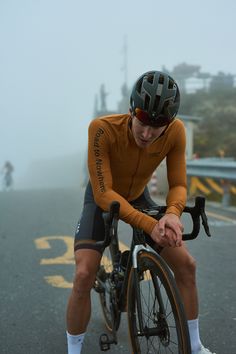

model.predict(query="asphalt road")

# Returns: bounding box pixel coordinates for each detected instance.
[0,188,236,354]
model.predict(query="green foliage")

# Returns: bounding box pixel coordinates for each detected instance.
[180,87,236,158]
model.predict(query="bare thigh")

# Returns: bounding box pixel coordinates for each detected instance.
[160,243,196,277]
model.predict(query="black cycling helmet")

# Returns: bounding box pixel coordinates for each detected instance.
[130,70,180,127]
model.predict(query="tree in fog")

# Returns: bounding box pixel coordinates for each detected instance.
[180,84,236,158]
[209,71,235,92]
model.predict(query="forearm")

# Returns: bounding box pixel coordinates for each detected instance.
[92,185,157,235]
[166,185,187,216]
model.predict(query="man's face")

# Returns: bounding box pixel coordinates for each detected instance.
[131,116,167,148]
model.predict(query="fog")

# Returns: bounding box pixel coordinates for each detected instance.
[0,0,235,189]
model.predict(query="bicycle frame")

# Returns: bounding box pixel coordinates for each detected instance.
[96,196,211,351]
[114,228,156,313]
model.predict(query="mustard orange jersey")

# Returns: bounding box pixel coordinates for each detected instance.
[88,114,187,235]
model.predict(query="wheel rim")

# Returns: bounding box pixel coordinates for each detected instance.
[128,254,190,354]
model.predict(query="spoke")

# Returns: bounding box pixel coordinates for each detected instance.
[128,254,189,353]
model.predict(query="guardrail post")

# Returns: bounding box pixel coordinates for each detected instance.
[221,180,231,207]
[150,171,158,196]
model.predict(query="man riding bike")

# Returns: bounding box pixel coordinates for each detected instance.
[66,70,216,354]
[1,161,14,191]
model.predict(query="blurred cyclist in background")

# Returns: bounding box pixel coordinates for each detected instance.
[1,161,14,191]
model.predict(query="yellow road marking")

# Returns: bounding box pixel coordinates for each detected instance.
[35,237,131,288]
[44,275,73,288]
[34,236,74,264]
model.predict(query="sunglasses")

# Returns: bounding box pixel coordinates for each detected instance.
[134,108,174,127]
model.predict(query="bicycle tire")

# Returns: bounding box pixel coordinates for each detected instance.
[127,250,191,354]
[97,245,121,332]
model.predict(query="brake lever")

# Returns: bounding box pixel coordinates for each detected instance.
[200,209,211,237]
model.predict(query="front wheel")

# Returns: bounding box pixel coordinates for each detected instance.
[127,251,191,354]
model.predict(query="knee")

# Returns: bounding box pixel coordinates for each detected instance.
[185,254,197,275]
[73,265,96,294]
[175,254,197,285]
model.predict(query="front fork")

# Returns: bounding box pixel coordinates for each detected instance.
[99,244,156,351]
[132,245,153,334]
[132,246,167,338]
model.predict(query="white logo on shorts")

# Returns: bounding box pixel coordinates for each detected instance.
[76,222,80,234]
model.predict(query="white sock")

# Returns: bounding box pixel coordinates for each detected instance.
[66,331,85,354]
[188,319,202,353]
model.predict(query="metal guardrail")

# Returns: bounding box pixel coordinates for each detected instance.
[187,158,236,181]
[187,158,236,206]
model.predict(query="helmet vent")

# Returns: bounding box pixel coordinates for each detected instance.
[168,80,174,89]
[144,95,150,111]
[158,74,164,84]
[153,96,161,114]
[147,73,154,84]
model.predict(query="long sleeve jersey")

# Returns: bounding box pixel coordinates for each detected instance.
[88,113,187,235]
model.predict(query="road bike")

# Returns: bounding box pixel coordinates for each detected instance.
[1,172,13,191]
[93,196,211,353]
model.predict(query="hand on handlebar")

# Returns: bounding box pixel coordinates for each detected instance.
[150,213,184,248]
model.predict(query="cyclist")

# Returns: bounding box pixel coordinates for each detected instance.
[66,71,216,354]
[1,161,14,191]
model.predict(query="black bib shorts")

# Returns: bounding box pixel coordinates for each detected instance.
[74,182,158,254]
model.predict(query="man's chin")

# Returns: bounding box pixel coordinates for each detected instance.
[137,138,151,148]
